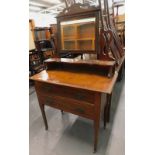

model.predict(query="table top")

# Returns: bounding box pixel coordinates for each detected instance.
[30,69,118,94]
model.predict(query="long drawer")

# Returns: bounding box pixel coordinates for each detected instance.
[37,93,95,120]
[35,81,95,104]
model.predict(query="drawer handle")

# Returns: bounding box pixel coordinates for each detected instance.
[74,94,85,100]
[74,108,85,114]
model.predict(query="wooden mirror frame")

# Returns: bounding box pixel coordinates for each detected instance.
[56,4,100,54]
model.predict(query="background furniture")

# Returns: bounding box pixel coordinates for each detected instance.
[29,49,45,76]
[32,27,55,61]
[112,0,125,46]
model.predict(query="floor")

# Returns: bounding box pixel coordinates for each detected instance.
[29,77,125,155]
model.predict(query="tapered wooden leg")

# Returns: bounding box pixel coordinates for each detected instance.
[61,110,64,114]
[94,119,100,153]
[93,93,101,153]
[39,104,48,130]
[107,93,112,123]
[103,105,108,129]
[103,93,112,128]
[117,61,125,82]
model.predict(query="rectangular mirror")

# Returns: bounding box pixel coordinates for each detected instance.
[60,17,96,51]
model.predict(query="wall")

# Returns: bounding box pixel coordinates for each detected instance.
[29,12,57,27]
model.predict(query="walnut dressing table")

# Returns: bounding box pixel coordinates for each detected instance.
[30,58,118,152]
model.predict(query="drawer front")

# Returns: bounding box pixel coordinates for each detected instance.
[35,81,95,104]
[38,94,95,120]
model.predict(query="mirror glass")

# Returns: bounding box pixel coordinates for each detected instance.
[60,17,96,51]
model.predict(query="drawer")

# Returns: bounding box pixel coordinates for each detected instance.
[35,81,95,104]
[38,94,95,120]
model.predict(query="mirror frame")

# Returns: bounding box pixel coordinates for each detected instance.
[57,9,100,54]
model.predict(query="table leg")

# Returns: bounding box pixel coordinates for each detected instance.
[103,104,108,129]
[61,110,64,114]
[39,104,48,130]
[93,93,101,153]
[107,93,112,123]
[117,61,125,82]
[94,119,100,153]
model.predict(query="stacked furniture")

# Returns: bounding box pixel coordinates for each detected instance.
[32,27,55,60]
[29,20,45,77]
[29,49,44,76]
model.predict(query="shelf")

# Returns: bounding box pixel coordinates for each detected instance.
[77,38,95,41]
[44,58,116,78]
[64,39,76,41]
[62,25,76,38]
[41,48,53,52]
[77,22,95,39]
[62,39,95,50]
[63,41,75,50]
[32,27,50,31]
[63,38,94,41]
[77,40,94,50]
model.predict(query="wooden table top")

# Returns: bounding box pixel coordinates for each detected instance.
[30,69,118,94]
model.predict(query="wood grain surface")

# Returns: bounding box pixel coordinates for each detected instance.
[30,70,118,94]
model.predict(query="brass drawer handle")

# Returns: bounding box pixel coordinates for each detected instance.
[74,108,85,114]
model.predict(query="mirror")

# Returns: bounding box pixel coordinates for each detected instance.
[60,17,96,51]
